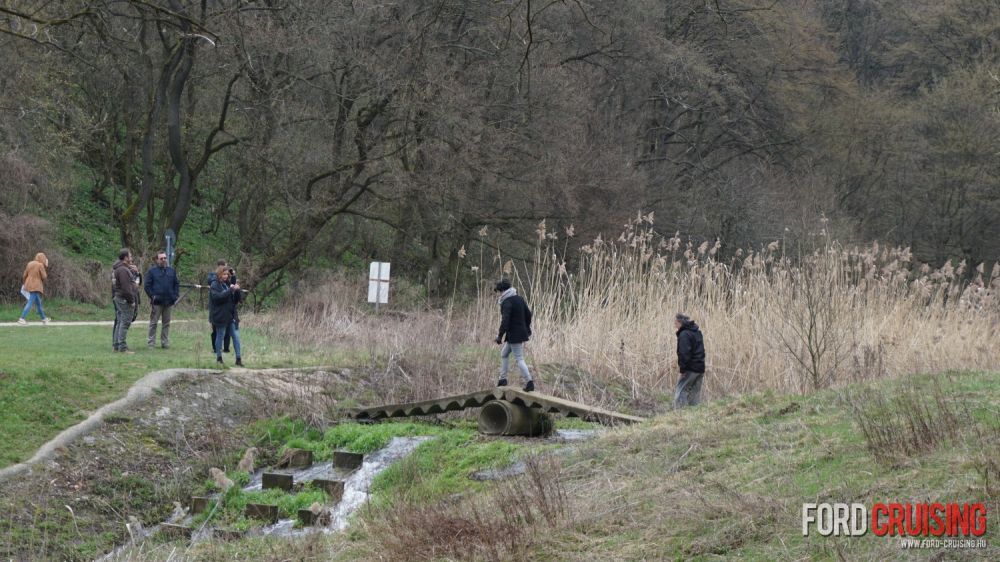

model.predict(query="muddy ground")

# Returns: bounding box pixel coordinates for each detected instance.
[0,368,356,561]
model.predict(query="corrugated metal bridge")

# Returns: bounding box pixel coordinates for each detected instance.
[351,389,645,435]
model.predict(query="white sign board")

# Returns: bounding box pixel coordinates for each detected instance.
[367,261,390,304]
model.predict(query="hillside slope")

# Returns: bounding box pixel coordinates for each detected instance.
[125,371,997,561]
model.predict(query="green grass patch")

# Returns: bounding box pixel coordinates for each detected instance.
[183,420,529,537]
[287,421,455,458]
[0,297,207,322]
[0,297,114,322]
[255,419,526,506]
[370,428,521,504]
[191,486,330,530]
[0,321,346,467]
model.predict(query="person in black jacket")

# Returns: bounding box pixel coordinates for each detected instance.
[494,279,535,392]
[207,259,235,353]
[145,251,180,349]
[674,313,706,408]
[209,266,244,366]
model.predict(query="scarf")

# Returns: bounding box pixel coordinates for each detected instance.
[497,287,517,304]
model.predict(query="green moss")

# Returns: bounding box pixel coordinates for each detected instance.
[370,430,520,504]
[279,421,455,459]
[192,487,330,529]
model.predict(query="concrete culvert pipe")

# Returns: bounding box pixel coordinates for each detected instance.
[478,400,551,436]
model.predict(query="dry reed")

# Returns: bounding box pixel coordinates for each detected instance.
[258,214,1000,412]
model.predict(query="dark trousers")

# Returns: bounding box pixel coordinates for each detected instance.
[211,323,233,353]
[113,298,136,351]
[674,371,704,409]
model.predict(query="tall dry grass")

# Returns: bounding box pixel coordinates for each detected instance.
[360,455,567,562]
[259,214,1000,412]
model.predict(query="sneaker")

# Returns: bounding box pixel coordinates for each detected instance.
[120,348,135,355]
[523,380,535,392]
[223,348,231,353]
[41,318,50,325]
[161,344,169,349]
[497,378,508,387]
[16,318,26,325]
[235,358,244,367]
[216,357,224,365]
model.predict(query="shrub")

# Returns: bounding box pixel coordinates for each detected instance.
[0,212,104,304]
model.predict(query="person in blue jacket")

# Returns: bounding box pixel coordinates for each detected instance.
[144,251,180,348]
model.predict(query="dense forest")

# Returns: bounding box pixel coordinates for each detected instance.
[1,0,998,298]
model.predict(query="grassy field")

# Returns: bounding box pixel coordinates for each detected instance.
[1,297,119,322]
[0,297,210,322]
[0,319,347,467]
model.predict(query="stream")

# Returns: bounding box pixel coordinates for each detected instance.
[97,428,598,559]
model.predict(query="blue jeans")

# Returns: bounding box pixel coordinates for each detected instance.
[20,292,46,320]
[500,342,532,382]
[214,322,241,359]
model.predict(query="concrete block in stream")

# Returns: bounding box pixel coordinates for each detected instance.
[245,503,279,523]
[333,451,364,470]
[161,523,192,539]
[262,472,294,491]
[190,496,210,514]
[298,508,317,526]
[311,479,345,502]
[279,448,313,468]
[213,528,245,541]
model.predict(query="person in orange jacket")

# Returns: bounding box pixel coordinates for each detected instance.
[18,253,50,325]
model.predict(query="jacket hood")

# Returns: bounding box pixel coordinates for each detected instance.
[113,259,129,271]
[497,287,517,304]
[677,320,700,334]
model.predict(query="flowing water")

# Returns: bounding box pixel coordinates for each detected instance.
[96,436,430,558]
[98,429,595,558]
[259,436,431,537]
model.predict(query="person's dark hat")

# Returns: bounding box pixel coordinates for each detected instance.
[494,279,512,292]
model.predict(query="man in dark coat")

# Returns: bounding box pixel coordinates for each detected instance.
[145,251,180,349]
[111,249,141,353]
[674,313,706,408]
[494,279,535,392]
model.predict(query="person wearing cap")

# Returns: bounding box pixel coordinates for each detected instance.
[493,279,535,392]
[674,313,706,408]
